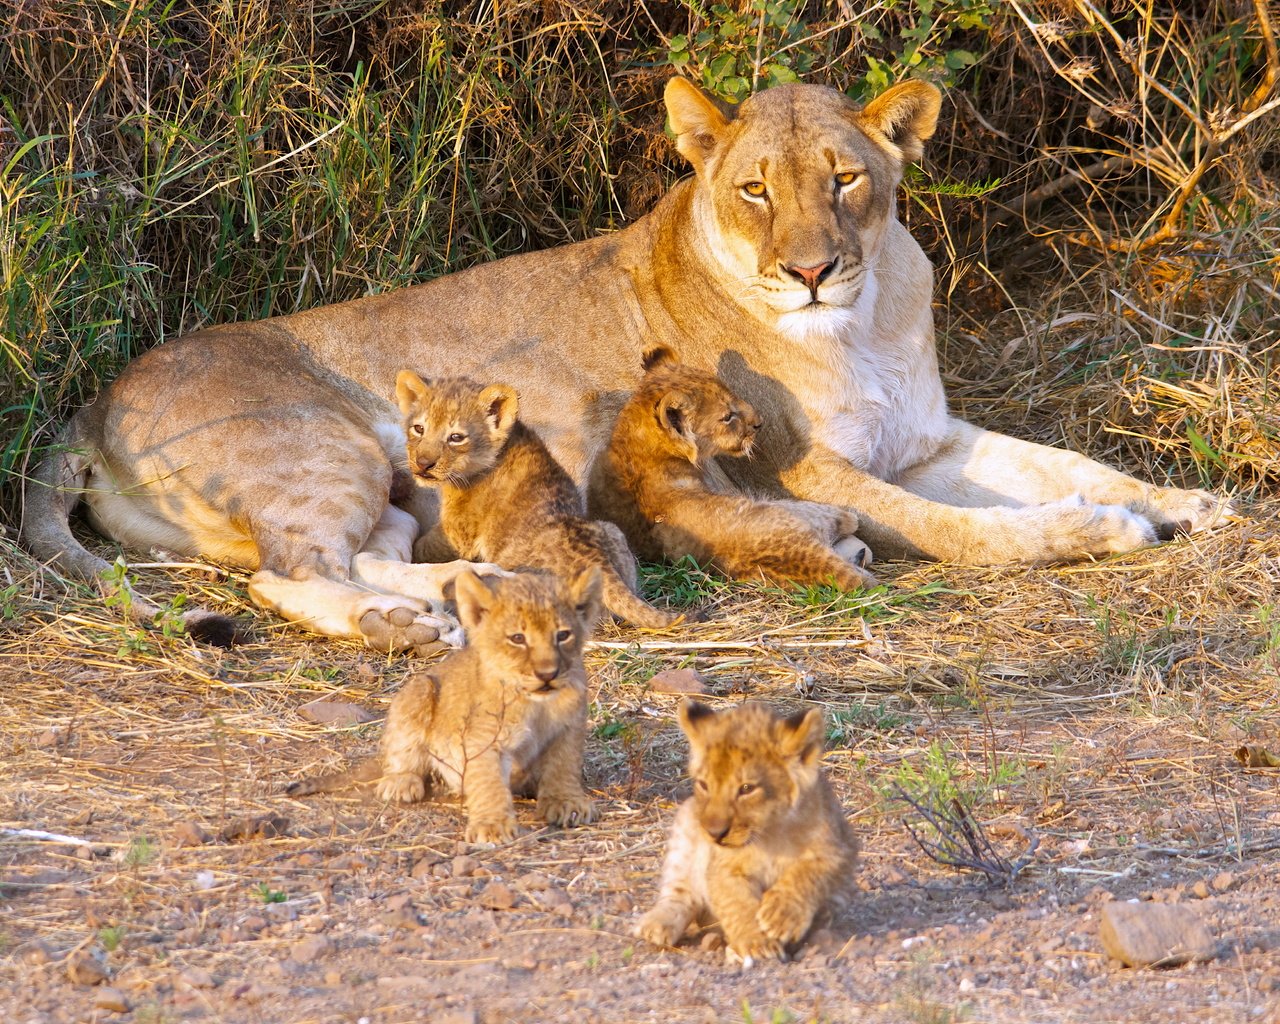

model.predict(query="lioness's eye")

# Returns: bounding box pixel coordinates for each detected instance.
[555,629,572,643]
[447,432,466,445]
[835,170,861,189]
[740,181,767,199]
[508,633,526,646]
[411,423,424,436]
[737,782,758,796]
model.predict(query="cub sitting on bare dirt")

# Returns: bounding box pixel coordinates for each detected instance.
[396,371,681,630]
[589,347,876,591]
[287,569,601,844]
[636,700,859,963]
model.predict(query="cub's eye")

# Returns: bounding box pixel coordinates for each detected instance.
[740,181,767,199]
[447,432,466,445]
[835,170,862,189]
[721,410,736,424]
[507,633,527,646]
[737,782,758,797]
[555,629,573,643]
[410,424,424,436]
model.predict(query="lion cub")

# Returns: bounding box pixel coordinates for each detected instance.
[589,347,876,591]
[396,371,681,629]
[636,700,859,962]
[287,569,601,844]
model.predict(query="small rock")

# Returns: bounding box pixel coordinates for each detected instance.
[240,915,268,935]
[93,988,130,1013]
[437,1012,478,1024]
[20,940,52,965]
[1211,871,1234,893]
[298,699,376,726]
[958,978,976,994]
[451,854,479,878]
[66,951,108,986]
[323,970,342,987]
[1099,901,1216,968]
[35,726,70,748]
[478,881,517,911]
[173,821,212,847]
[179,967,216,989]
[1191,880,1211,899]
[410,858,437,881]
[290,935,333,963]
[647,668,710,695]
[220,814,289,843]
[518,872,551,892]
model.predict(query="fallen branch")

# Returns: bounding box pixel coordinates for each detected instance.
[895,788,1039,887]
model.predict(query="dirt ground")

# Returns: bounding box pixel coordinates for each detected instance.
[2,501,1279,1024]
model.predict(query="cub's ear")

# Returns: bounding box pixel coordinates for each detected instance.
[664,77,736,176]
[395,370,431,414]
[678,699,717,740]
[776,707,826,768]
[454,570,497,631]
[857,80,942,164]
[477,384,519,437]
[642,345,680,373]
[656,389,695,446]
[568,566,603,624]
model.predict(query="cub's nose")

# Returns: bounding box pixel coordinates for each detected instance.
[706,820,732,844]
[780,260,835,292]
[534,666,560,684]
[416,457,438,474]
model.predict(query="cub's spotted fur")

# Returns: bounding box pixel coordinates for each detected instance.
[636,700,860,962]
[286,570,601,844]
[396,372,680,630]
[589,348,876,590]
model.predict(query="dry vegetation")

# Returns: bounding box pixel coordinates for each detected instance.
[1,1,1279,1022]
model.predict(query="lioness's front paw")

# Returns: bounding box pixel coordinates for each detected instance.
[538,792,597,828]
[635,906,689,948]
[1136,487,1235,538]
[756,889,814,946]
[465,816,521,845]
[1034,496,1157,560]
[357,597,457,655]
[377,772,426,804]
[833,533,873,569]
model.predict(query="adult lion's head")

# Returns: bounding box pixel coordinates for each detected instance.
[664,77,941,337]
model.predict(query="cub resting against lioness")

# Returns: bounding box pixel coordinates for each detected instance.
[637,700,859,963]
[287,569,600,844]
[22,76,1231,649]
[589,346,876,591]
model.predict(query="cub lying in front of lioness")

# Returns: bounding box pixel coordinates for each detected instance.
[636,700,860,963]
[287,569,600,844]
[589,347,876,591]
[396,370,681,630]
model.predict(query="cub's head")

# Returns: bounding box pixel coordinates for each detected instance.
[395,371,518,487]
[636,345,762,465]
[664,76,940,337]
[678,700,826,847]
[452,569,602,696]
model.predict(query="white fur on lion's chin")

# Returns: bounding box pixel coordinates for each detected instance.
[775,271,879,344]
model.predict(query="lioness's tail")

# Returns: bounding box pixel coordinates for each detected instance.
[285,758,382,797]
[20,425,240,647]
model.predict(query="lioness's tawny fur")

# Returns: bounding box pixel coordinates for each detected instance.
[396,372,680,629]
[589,347,876,591]
[636,700,859,963]
[287,569,601,844]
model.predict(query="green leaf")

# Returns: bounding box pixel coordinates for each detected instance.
[945,49,977,70]
[1186,420,1228,468]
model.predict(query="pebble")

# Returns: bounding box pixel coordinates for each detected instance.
[958,978,975,994]
[66,951,108,985]
[1192,881,1211,899]
[451,854,480,878]
[179,967,216,989]
[1099,901,1216,968]
[1211,871,1234,893]
[93,988,130,1013]
[290,935,333,963]
[20,940,52,965]
[298,698,377,726]
[478,881,517,910]
[647,668,710,695]
[172,820,212,847]
[219,813,289,842]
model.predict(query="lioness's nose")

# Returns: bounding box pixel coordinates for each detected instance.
[781,260,835,291]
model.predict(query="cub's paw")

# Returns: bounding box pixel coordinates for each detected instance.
[833,533,873,569]
[465,816,521,846]
[757,889,814,946]
[724,931,786,966]
[376,772,426,804]
[635,905,690,948]
[538,792,597,828]
[1136,487,1235,538]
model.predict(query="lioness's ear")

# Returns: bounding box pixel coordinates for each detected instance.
[477,384,518,437]
[858,80,942,164]
[454,570,497,631]
[664,78,735,176]
[678,699,716,740]
[777,707,826,768]
[642,345,679,373]
[568,566,603,624]
[395,370,431,414]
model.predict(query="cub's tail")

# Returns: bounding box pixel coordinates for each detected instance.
[598,563,684,629]
[284,758,382,798]
[20,424,240,647]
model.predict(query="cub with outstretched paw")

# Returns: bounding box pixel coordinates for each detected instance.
[287,569,602,845]
[636,700,859,964]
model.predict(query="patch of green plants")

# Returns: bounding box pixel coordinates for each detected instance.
[0,582,19,622]
[638,556,725,607]
[590,704,635,742]
[826,701,910,744]
[880,739,1022,821]
[254,883,288,904]
[122,836,157,870]
[740,1002,796,1024]
[783,578,958,622]
[97,924,126,953]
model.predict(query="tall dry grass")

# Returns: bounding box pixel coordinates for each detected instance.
[1,0,1276,528]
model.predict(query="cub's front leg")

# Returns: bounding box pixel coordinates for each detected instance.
[754,853,832,947]
[636,803,704,948]
[461,750,521,845]
[708,869,784,962]
[375,672,441,804]
[534,710,597,829]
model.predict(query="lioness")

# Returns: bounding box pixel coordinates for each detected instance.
[21,77,1228,648]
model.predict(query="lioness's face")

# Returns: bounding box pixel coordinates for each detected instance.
[453,569,602,696]
[394,372,518,487]
[665,79,941,333]
[679,701,826,848]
